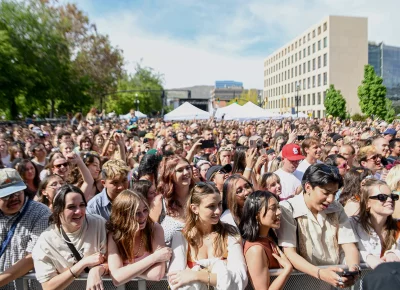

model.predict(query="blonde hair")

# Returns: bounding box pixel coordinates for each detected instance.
[386,165,400,191]
[101,159,130,180]
[356,145,377,164]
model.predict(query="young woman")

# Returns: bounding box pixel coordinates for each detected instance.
[349,179,400,269]
[385,165,400,219]
[76,152,103,197]
[221,174,254,228]
[131,180,163,223]
[35,174,65,210]
[196,160,212,182]
[0,138,11,168]
[339,168,372,217]
[168,182,248,290]
[277,164,360,289]
[258,172,282,199]
[8,144,26,162]
[320,143,339,162]
[17,159,41,199]
[325,154,350,177]
[239,191,292,290]
[32,185,107,290]
[157,155,193,246]
[107,190,172,286]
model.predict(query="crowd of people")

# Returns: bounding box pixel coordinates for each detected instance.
[0,108,400,290]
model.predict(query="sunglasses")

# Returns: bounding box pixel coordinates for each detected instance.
[1,191,23,201]
[337,162,348,169]
[54,162,69,168]
[369,193,399,202]
[367,154,382,161]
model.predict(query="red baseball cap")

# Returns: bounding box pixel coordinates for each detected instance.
[281,144,305,161]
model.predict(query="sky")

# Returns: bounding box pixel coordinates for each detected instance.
[72,0,399,89]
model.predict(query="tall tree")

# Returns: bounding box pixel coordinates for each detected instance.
[324,84,347,119]
[358,64,388,119]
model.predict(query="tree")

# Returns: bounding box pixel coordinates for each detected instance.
[385,98,396,122]
[324,84,347,119]
[106,64,164,115]
[358,64,388,119]
[227,89,259,106]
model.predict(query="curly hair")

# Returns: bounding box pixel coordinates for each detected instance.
[183,183,238,258]
[106,190,154,262]
[339,167,372,206]
[138,154,161,180]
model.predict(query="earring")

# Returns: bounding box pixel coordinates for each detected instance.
[195,214,198,221]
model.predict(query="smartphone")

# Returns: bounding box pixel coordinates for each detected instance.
[290,124,296,131]
[259,149,267,155]
[143,138,148,143]
[339,270,359,277]
[116,130,122,133]
[297,135,305,141]
[201,140,215,149]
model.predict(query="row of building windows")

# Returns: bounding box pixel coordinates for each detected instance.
[265,22,328,67]
[268,91,327,109]
[265,38,328,76]
[264,54,328,87]
[265,72,328,98]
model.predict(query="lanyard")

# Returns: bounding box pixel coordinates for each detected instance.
[0,199,32,258]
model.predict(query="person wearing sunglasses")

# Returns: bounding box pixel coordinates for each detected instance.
[277,164,360,289]
[357,146,383,179]
[0,168,51,289]
[325,154,350,177]
[349,178,400,269]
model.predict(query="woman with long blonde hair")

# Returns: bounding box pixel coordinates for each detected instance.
[385,165,400,219]
[168,182,248,290]
[107,190,172,286]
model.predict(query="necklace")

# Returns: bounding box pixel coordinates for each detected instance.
[134,236,143,257]
[203,232,215,240]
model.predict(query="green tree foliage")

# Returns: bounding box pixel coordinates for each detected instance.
[324,84,347,119]
[385,98,396,122]
[106,64,164,115]
[358,64,388,119]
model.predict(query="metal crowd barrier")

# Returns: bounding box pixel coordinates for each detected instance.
[14,263,370,290]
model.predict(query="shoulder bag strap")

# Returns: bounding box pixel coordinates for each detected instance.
[60,226,89,273]
[0,199,32,258]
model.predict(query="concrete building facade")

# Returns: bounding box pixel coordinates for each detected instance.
[263,16,368,118]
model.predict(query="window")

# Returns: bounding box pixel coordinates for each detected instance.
[313,58,316,70]
[303,95,306,106]
[308,46,310,55]
[285,71,287,80]
[291,68,293,78]
[318,92,321,104]
[307,77,311,89]
[285,59,287,66]
[318,26,321,35]
[323,22,327,31]
[313,30,316,38]
[299,38,302,46]
[298,96,302,106]
[318,56,321,68]
[303,62,306,74]
[295,67,297,77]
[318,74,321,86]
[303,79,306,90]
[312,93,315,105]
[313,76,316,87]
[299,51,301,60]
[323,72,327,85]
[299,80,302,89]
[291,82,294,93]
[291,55,294,63]
[323,91,327,101]
[308,94,310,105]
[295,42,297,49]
[318,40,321,50]
[288,57,290,65]
[323,53,327,66]
[324,37,327,48]
[303,36,306,43]
[308,61,310,72]
[313,43,316,53]
[295,54,297,62]
[308,33,310,41]
[299,64,302,75]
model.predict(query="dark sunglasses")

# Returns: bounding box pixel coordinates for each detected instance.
[54,162,69,168]
[369,193,399,202]
[367,154,382,161]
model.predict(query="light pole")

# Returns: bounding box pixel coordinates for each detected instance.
[295,84,300,118]
[135,93,140,111]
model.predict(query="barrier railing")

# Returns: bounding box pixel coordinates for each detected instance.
[14,263,370,290]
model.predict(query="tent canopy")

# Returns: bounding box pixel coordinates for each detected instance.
[214,103,243,120]
[164,102,210,121]
[119,111,147,120]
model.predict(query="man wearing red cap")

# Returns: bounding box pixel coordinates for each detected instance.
[275,144,305,200]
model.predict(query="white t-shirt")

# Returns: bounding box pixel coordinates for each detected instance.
[295,159,323,181]
[275,168,302,199]
[32,214,107,283]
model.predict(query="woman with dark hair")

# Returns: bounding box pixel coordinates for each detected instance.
[221,174,254,228]
[320,142,339,162]
[77,136,93,153]
[277,164,360,289]
[339,168,373,216]
[17,159,41,199]
[231,147,247,175]
[239,191,292,290]
[131,180,162,223]
[324,154,350,177]
[349,179,400,269]
[32,184,107,290]
[138,153,162,184]
[107,190,172,286]
[168,182,248,290]
[157,155,193,246]
[35,174,65,210]
[75,151,103,198]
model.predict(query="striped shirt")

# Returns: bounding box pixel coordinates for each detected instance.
[0,197,51,290]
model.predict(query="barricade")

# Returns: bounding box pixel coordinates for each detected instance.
[14,263,371,290]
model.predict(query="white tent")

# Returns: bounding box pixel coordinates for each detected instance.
[214,103,243,120]
[241,102,284,120]
[119,111,147,120]
[281,112,308,119]
[164,102,210,121]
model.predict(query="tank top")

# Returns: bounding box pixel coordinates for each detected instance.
[186,242,228,269]
[243,237,281,269]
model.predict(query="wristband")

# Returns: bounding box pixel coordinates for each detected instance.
[317,268,321,280]
[69,267,78,279]
[245,167,253,171]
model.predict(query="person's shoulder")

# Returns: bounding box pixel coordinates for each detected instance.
[29,200,51,216]
[87,192,103,207]
[86,213,107,225]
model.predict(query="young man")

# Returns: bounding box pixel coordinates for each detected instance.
[275,144,305,200]
[30,143,47,173]
[86,159,130,220]
[206,164,232,194]
[383,128,397,142]
[295,137,322,180]
[0,168,51,289]
[387,138,400,164]
[339,144,356,168]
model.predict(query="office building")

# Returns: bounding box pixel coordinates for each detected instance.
[263,16,368,117]
[215,80,243,89]
[368,42,400,101]
[211,80,244,107]
[167,85,213,111]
